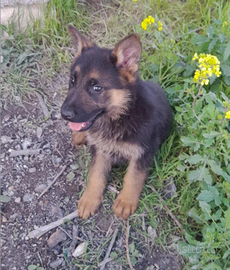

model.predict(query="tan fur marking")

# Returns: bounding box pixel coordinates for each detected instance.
[87,132,144,160]
[71,131,87,146]
[88,69,100,80]
[78,152,111,219]
[75,65,81,73]
[113,158,147,219]
[107,89,132,120]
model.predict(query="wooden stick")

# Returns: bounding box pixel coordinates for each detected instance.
[10,149,41,157]
[28,210,79,239]
[35,92,50,119]
[148,184,185,233]
[100,228,118,270]
[126,219,135,270]
[38,165,67,199]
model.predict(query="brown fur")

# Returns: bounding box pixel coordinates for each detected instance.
[112,158,146,219]
[71,131,87,146]
[78,150,111,219]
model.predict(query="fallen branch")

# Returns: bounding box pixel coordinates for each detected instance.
[68,225,78,257]
[148,184,185,233]
[126,219,135,270]
[28,210,79,239]
[100,227,118,270]
[10,149,41,157]
[35,92,50,119]
[38,165,67,199]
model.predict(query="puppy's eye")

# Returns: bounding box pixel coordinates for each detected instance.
[93,86,102,92]
[70,76,75,84]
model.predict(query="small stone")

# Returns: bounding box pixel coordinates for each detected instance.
[1,136,11,144]
[35,184,47,193]
[47,230,67,249]
[14,96,21,102]
[3,190,14,197]
[51,205,63,220]
[29,167,36,173]
[9,213,19,221]
[4,115,10,122]
[36,127,43,139]
[1,239,6,247]
[22,139,31,150]
[54,113,61,119]
[2,216,7,223]
[162,177,177,199]
[147,226,157,244]
[23,193,35,202]
[9,186,14,191]
[15,197,21,204]
[25,236,29,241]
[15,144,21,150]
[50,258,64,269]
[72,242,88,257]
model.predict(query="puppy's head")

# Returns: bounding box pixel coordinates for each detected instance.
[61,25,142,132]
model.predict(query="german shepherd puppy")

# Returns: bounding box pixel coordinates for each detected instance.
[61,25,172,220]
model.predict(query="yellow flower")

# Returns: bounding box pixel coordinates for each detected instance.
[218,114,223,120]
[223,21,227,27]
[141,15,155,31]
[192,53,198,61]
[225,110,230,119]
[192,53,221,85]
[158,21,163,31]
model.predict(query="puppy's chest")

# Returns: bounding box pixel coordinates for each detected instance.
[87,132,143,160]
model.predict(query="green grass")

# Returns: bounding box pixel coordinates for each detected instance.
[1,0,230,269]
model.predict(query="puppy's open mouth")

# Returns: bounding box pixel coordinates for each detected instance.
[69,111,103,132]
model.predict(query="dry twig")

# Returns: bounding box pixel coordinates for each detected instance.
[68,225,79,257]
[149,184,185,233]
[9,149,41,157]
[100,228,119,270]
[28,210,78,239]
[38,165,67,199]
[126,219,135,270]
[35,92,50,119]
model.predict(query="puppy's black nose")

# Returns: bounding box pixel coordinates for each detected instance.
[61,105,75,120]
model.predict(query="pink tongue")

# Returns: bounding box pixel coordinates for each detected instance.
[69,122,88,131]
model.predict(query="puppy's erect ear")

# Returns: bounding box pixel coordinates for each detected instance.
[112,34,142,82]
[68,24,94,57]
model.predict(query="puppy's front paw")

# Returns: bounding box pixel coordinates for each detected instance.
[78,190,103,219]
[112,192,138,220]
[71,131,87,146]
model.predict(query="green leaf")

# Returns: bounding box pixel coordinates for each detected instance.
[224,41,230,61]
[203,131,220,138]
[28,266,37,270]
[208,38,217,52]
[208,160,230,182]
[188,168,203,181]
[199,201,211,220]
[187,154,203,164]
[225,208,230,229]
[0,195,11,203]
[220,63,230,77]
[197,185,221,206]
[223,249,230,260]
[197,190,214,203]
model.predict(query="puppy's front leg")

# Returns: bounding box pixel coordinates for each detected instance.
[78,148,111,219]
[113,158,147,219]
